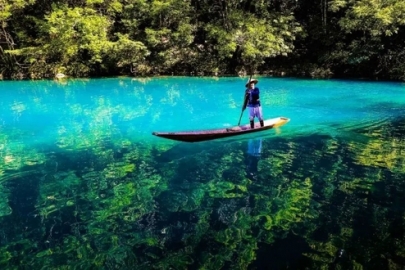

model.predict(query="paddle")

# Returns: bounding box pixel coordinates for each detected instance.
[237,73,252,126]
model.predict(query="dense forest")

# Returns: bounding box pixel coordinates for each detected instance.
[1,0,405,80]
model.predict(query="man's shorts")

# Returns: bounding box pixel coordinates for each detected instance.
[248,106,263,121]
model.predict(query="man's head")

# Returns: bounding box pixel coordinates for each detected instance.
[245,79,258,88]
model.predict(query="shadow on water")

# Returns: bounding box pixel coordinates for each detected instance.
[2,170,42,242]
[253,233,313,270]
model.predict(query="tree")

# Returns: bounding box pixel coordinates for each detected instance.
[0,0,36,78]
[202,0,302,74]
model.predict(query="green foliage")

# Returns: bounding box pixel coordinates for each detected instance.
[104,33,149,72]
[331,0,405,36]
[2,0,405,79]
[86,0,123,14]
[0,0,306,78]
[5,5,111,77]
[205,10,301,71]
[143,0,195,72]
[0,0,36,22]
[320,0,405,79]
[44,5,111,71]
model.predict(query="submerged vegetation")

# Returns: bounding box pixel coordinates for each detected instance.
[2,0,405,80]
[1,75,405,268]
[1,111,405,268]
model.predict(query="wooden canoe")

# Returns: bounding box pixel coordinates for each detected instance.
[152,117,290,143]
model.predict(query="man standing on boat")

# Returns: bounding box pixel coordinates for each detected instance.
[245,78,264,129]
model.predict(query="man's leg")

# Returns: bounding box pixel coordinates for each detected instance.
[258,107,264,127]
[249,107,255,128]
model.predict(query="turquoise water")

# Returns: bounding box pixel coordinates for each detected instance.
[2,77,404,145]
[1,76,405,269]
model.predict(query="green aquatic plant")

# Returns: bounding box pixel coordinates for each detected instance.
[339,172,380,195]
[80,151,167,263]
[1,148,46,171]
[161,190,189,212]
[198,252,230,270]
[82,170,107,192]
[147,139,319,268]
[0,183,11,217]
[15,138,312,269]
[4,116,405,270]
[103,162,135,180]
[154,252,194,269]
[35,171,82,222]
[182,186,206,212]
[123,148,140,162]
[211,208,260,269]
[0,247,12,265]
[299,136,405,270]
[348,125,405,173]
[207,180,247,198]
[174,148,251,199]
[54,99,149,152]
[2,153,22,171]
[272,178,313,229]
[0,239,40,268]
[90,181,137,225]
[27,174,160,268]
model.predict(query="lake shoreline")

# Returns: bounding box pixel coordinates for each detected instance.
[1,72,403,84]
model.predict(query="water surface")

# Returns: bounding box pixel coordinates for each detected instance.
[0,77,405,269]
